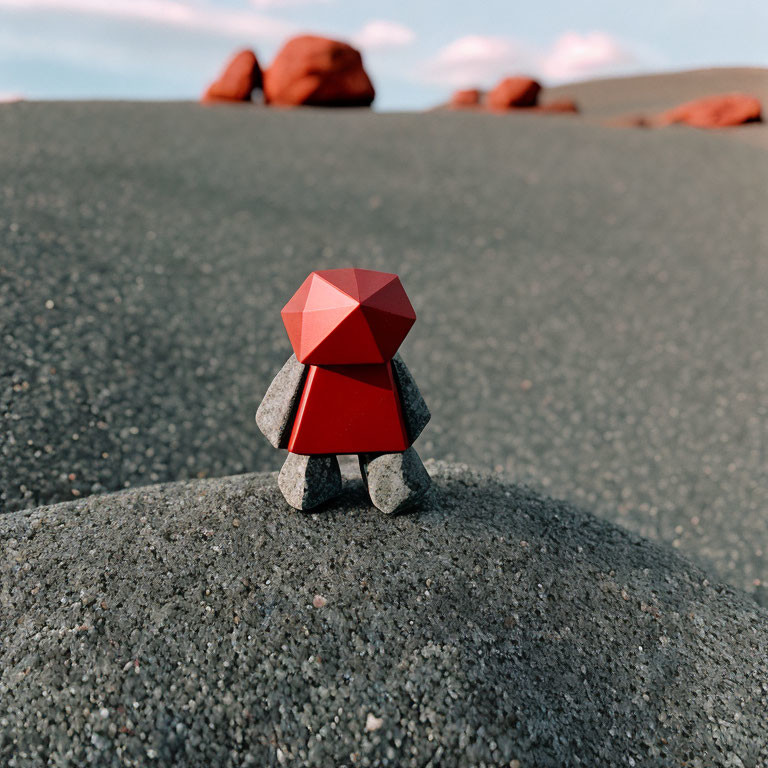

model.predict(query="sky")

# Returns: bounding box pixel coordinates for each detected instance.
[1,0,767,109]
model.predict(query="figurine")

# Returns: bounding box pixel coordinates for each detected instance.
[256,268,431,514]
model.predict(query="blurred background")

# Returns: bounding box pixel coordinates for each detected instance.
[2,0,768,109]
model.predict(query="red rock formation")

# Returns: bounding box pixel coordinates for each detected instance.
[487,77,541,110]
[263,36,375,107]
[450,89,482,109]
[656,93,762,128]
[202,49,262,104]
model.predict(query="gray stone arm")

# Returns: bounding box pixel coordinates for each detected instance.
[255,354,307,449]
[391,353,431,444]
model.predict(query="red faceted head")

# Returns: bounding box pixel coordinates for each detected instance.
[281,268,416,365]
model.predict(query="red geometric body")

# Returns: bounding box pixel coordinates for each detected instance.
[287,362,409,455]
[281,268,416,365]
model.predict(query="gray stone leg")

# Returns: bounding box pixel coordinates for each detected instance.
[278,453,342,511]
[255,354,307,449]
[359,447,431,515]
[391,354,431,443]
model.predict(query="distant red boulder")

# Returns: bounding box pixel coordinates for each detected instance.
[263,36,375,107]
[450,89,482,109]
[656,93,762,128]
[487,77,541,110]
[202,49,262,104]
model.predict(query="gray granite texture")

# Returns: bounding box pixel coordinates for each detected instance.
[359,447,431,514]
[1,102,767,600]
[1,463,766,767]
[391,354,431,444]
[255,354,306,449]
[277,452,342,510]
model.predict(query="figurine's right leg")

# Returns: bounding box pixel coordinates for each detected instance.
[358,447,431,515]
[278,453,342,511]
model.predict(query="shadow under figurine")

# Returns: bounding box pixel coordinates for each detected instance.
[256,268,431,514]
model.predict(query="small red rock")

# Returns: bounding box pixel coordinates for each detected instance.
[487,77,541,110]
[263,35,375,108]
[202,49,262,104]
[450,88,482,109]
[656,93,762,129]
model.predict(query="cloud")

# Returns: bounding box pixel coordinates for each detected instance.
[0,91,24,102]
[353,20,415,52]
[422,31,642,89]
[0,0,294,40]
[420,35,532,88]
[539,31,637,82]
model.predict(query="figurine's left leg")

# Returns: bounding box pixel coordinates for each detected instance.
[358,447,431,515]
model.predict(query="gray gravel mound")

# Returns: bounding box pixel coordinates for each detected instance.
[546,67,768,115]
[1,102,767,599]
[2,463,766,767]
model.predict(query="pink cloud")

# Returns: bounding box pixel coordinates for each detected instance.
[0,92,24,102]
[539,31,637,82]
[422,31,643,89]
[353,20,415,52]
[421,35,532,88]
[0,0,294,40]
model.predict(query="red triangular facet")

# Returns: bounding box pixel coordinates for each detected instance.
[360,305,417,360]
[281,274,315,358]
[353,269,398,303]
[314,268,361,301]
[298,305,357,362]
[363,277,416,320]
[291,274,357,362]
[303,273,357,313]
[305,304,383,363]
[281,275,312,315]
[281,310,304,357]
